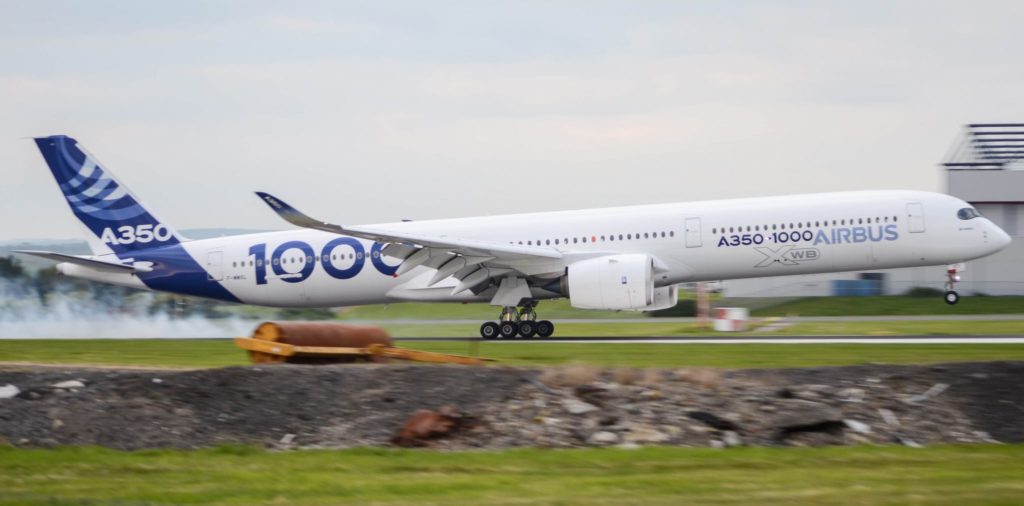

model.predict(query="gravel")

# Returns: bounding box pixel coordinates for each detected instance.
[0,361,1021,450]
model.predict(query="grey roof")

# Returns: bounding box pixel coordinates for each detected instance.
[942,124,1024,170]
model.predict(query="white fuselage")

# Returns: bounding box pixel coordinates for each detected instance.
[64,190,1011,307]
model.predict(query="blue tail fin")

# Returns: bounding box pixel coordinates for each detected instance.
[33,135,183,256]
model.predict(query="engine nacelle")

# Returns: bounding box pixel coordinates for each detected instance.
[565,254,655,310]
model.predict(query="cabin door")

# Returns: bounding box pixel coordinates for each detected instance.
[906,203,926,233]
[206,251,224,281]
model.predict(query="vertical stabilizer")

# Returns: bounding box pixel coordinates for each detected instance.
[33,135,184,256]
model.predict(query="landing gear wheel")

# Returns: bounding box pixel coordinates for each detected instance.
[536,320,555,338]
[518,321,537,339]
[480,322,500,339]
[944,290,960,305]
[499,321,520,338]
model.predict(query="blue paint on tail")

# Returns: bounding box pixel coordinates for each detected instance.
[34,135,240,303]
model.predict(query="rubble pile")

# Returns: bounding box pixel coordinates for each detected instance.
[0,361,1020,450]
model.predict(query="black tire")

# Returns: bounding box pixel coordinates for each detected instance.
[944,290,960,305]
[518,321,537,339]
[536,320,555,338]
[499,321,520,338]
[480,322,500,339]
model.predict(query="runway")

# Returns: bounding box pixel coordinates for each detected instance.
[394,335,1024,344]
[349,314,1024,325]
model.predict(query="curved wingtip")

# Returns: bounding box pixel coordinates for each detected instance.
[254,191,341,232]
[254,191,313,227]
[255,191,290,212]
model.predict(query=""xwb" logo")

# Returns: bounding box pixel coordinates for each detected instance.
[754,246,821,267]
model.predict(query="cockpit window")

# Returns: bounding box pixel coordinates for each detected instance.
[957,208,981,220]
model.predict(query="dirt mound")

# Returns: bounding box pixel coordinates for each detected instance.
[0,362,1021,450]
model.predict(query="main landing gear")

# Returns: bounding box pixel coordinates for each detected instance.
[480,303,555,339]
[944,266,961,305]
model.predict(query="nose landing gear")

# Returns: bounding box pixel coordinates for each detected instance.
[944,266,961,305]
[479,302,555,339]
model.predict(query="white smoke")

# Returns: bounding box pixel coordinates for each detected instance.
[0,277,258,339]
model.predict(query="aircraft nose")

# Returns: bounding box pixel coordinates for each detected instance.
[991,223,1012,251]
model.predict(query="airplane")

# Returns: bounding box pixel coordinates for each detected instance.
[17,135,1013,339]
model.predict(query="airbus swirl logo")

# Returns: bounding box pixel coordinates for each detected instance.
[56,142,146,222]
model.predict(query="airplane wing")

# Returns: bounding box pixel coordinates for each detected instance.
[255,192,569,294]
[14,250,152,273]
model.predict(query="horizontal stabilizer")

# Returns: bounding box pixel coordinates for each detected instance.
[14,250,151,273]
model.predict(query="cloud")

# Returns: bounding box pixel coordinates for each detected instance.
[1,2,1023,240]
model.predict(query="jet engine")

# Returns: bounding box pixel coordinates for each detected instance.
[562,254,657,310]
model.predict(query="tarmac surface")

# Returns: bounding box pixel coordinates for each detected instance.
[350,314,1024,325]
[394,335,1024,344]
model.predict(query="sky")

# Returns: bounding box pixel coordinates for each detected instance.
[2,1,1023,240]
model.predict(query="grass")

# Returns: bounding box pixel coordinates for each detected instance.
[276,295,1024,321]
[0,445,1021,505]
[752,295,1024,316]
[780,320,1024,335]
[3,339,1024,369]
